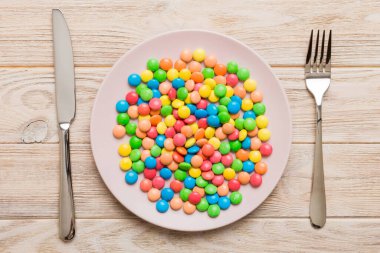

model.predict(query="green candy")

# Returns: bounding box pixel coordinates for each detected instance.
[227,61,239,74]
[140,88,153,101]
[117,113,130,125]
[212,163,225,175]
[129,149,141,162]
[230,191,243,205]
[218,111,230,124]
[237,67,250,81]
[150,145,161,157]
[174,170,187,181]
[231,159,243,172]
[136,84,147,95]
[244,118,256,131]
[214,84,227,98]
[179,162,191,171]
[219,142,231,155]
[196,177,208,188]
[208,204,221,218]
[154,69,167,82]
[205,184,217,195]
[219,97,231,106]
[179,188,192,201]
[253,103,266,116]
[147,58,159,72]
[161,105,173,117]
[234,118,245,130]
[196,198,209,212]
[202,68,215,79]
[217,105,228,113]
[129,136,142,149]
[230,140,242,152]
[125,122,137,135]
[177,87,188,101]
[132,160,144,173]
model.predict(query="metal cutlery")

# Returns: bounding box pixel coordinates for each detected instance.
[305,30,332,229]
[52,9,76,241]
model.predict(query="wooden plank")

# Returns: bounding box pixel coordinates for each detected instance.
[1,143,379,219]
[0,218,379,252]
[1,67,380,144]
[0,1,380,66]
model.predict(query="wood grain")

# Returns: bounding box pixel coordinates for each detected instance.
[1,143,379,219]
[1,0,380,66]
[1,218,379,253]
[1,67,380,144]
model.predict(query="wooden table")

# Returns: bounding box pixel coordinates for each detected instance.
[1,1,380,252]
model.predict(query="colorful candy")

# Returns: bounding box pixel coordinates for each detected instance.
[113,48,273,218]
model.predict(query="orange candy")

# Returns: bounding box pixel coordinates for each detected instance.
[234,85,247,98]
[217,183,229,196]
[230,112,240,120]
[113,125,125,139]
[214,75,226,85]
[135,128,147,139]
[181,126,193,138]
[238,172,251,185]
[204,55,217,68]
[127,105,139,119]
[214,63,227,76]
[148,188,161,202]
[150,115,162,126]
[159,58,173,71]
[191,72,204,83]
[236,149,249,161]
[170,197,183,210]
[164,138,175,151]
[251,137,262,150]
[191,155,203,168]
[215,127,227,140]
[190,91,201,104]
[168,161,178,171]
[247,127,259,137]
[180,49,193,63]
[141,150,151,161]
[193,186,205,197]
[174,59,186,71]
[150,110,160,116]
[255,161,268,175]
[188,61,202,72]
[183,201,196,214]
[196,138,208,147]
[138,119,151,132]
[160,152,173,165]
[176,146,187,156]
[222,123,234,134]
[194,129,205,140]
[142,137,155,150]
[251,90,263,103]
[185,80,195,91]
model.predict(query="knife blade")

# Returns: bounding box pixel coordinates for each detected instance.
[52,9,76,241]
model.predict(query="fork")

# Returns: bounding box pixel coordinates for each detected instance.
[305,30,332,228]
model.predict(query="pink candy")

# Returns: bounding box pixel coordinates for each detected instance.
[173,133,186,147]
[226,74,238,87]
[250,173,262,187]
[221,153,234,167]
[209,151,221,163]
[152,176,165,189]
[212,175,224,186]
[148,98,162,110]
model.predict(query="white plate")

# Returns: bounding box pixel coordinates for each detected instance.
[90,30,292,231]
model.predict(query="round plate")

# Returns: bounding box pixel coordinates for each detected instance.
[90,30,292,231]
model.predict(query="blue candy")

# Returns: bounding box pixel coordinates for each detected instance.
[206,104,218,116]
[187,104,197,114]
[156,199,169,213]
[242,137,251,149]
[206,193,219,205]
[160,168,172,180]
[125,170,138,185]
[128,73,141,87]
[137,98,145,105]
[161,188,174,201]
[145,156,156,169]
[243,111,256,119]
[195,109,208,119]
[184,177,196,189]
[152,89,161,98]
[116,100,129,113]
[184,154,193,163]
[207,115,221,127]
[227,101,240,114]
[155,135,166,148]
[172,78,185,89]
[187,145,200,154]
[147,79,159,89]
[231,95,242,105]
[218,196,231,210]
[243,160,255,173]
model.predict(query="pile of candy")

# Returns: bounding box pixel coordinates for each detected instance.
[113,48,272,218]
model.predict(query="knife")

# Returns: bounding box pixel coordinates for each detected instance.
[52,9,76,241]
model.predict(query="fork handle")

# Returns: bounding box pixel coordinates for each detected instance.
[309,105,326,228]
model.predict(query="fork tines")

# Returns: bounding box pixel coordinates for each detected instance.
[305,30,331,74]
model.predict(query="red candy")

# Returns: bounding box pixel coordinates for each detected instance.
[138,103,150,115]
[226,74,238,87]
[198,118,208,129]
[228,129,239,141]
[209,151,221,163]
[228,179,241,191]
[172,109,179,119]
[170,180,183,193]
[174,120,185,133]
[188,192,201,205]
[260,143,273,156]
[201,143,215,157]
[147,127,158,139]
[144,168,156,180]
[200,160,212,172]
[212,175,224,186]
[165,127,176,138]
[173,133,186,147]
[140,179,152,192]
[155,157,164,170]
[221,153,234,167]
[149,98,162,110]
[168,88,177,100]
[250,173,262,187]
[184,115,196,124]
[126,91,139,105]
[202,171,214,181]
[197,99,208,109]
[152,176,165,189]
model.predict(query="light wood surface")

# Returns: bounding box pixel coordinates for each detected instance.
[1,1,380,252]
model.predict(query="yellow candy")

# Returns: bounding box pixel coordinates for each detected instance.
[140,70,153,83]
[228,118,235,126]
[164,115,176,127]
[157,122,167,134]
[223,168,236,180]
[258,128,271,141]
[239,129,247,141]
[119,157,132,171]
[243,79,257,92]
[241,98,253,111]
[256,115,269,129]
[118,144,131,157]
[204,78,216,89]
[205,127,216,139]
[208,90,219,103]
[189,123,198,134]
[192,48,206,62]
[138,115,150,121]
[178,106,190,119]
[249,150,262,163]
[226,86,234,97]
[185,138,196,148]
[167,68,179,81]
[189,168,202,178]
[184,94,191,104]
[160,95,171,106]
[209,137,221,150]
[179,69,191,81]
[199,85,211,98]
[161,149,172,155]
[172,99,185,108]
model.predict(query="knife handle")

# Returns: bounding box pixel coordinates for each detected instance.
[58,123,76,241]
